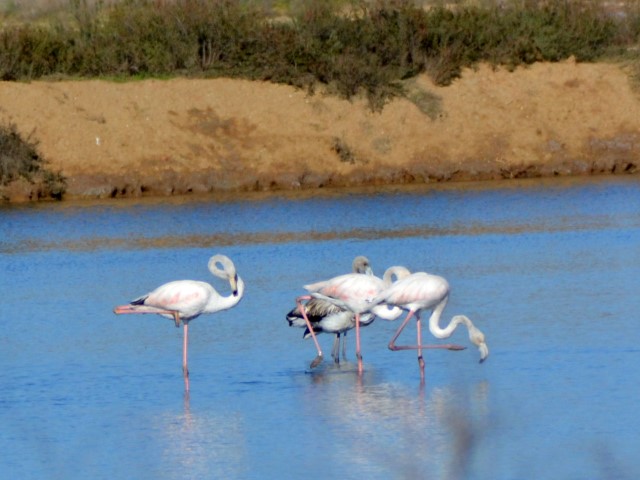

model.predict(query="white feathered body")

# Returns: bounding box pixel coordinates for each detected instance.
[130,280,230,321]
[304,273,387,314]
[114,254,244,324]
[375,273,449,313]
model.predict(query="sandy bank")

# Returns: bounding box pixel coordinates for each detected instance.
[1,58,639,202]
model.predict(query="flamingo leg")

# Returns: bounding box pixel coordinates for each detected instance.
[296,295,324,368]
[113,305,176,318]
[388,310,416,350]
[342,331,348,360]
[331,334,340,364]
[355,313,363,374]
[389,310,466,353]
[390,344,466,351]
[416,314,425,382]
[182,320,190,393]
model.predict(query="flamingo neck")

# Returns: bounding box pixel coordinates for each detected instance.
[382,266,411,286]
[206,277,245,313]
[427,296,489,362]
[427,296,465,338]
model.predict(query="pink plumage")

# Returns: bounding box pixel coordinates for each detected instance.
[373,271,489,381]
[113,254,244,392]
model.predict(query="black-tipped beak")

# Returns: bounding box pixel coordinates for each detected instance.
[231,274,239,296]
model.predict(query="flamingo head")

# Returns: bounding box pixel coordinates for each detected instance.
[453,315,489,363]
[477,340,489,363]
[352,256,373,276]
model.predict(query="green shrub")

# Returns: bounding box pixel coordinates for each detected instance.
[0,0,637,108]
[0,123,66,200]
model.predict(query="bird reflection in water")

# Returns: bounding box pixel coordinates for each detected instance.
[154,393,248,479]
[303,370,490,478]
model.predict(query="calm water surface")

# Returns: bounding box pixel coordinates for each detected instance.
[1,177,639,479]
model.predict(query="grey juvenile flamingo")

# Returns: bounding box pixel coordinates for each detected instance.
[296,265,411,373]
[286,256,376,364]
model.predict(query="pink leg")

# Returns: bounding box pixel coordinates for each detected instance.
[389,310,466,352]
[355,313,363,374]
[296,295,324,368]
[115,306,190,390]
[183,321,190,392]
[416,315,425,382]
[113,304,177,326]
[388,310,416,350]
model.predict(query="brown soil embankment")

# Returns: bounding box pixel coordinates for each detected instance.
[1,58,639,202]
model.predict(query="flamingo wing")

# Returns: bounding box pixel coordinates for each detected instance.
[141,280,214,319]
[305,273,383,303]
[380,273,449,310]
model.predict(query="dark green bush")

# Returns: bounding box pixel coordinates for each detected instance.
[0,123,66,199]
[0,25,71,80]
[0,0,637,107]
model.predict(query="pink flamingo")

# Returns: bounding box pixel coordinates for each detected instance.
[373,272,489,381]
[296,265,410,373]
[113,254,244,392]
[286,256,376,364]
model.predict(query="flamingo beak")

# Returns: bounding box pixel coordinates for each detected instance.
[231,274,239,296]
[478,342,489,363]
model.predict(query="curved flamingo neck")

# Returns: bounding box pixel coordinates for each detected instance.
[205,276,245,313]
[382,266,411,286]
[427,296,464,338]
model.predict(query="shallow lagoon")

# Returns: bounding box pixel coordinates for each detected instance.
[1,177,639,479]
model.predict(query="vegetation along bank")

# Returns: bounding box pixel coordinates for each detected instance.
[1,0,639,202]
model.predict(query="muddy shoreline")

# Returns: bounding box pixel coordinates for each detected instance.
[65,152,638,201]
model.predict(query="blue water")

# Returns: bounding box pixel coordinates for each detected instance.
[1,177,639,479]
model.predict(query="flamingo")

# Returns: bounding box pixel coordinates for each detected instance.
[296,265,410,373]
[373,272,488,381]
[113,254,244,392]
[286,256,376,364]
